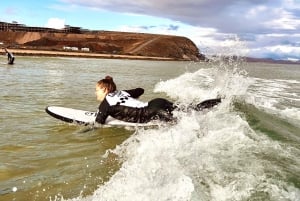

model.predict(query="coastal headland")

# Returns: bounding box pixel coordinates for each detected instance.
[0,23,203,61]
[1,22,299,64]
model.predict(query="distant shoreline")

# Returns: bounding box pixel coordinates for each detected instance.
[1,48,299,64]
[0,48,177,61]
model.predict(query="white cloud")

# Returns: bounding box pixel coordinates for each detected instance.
[60,0,300,33]
[57,0,300,59]
[45,18,65,29]
[248,45,300,60]
[246,6,268,18]
[262,8,300,30]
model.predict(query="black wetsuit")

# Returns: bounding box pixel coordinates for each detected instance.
[7,52,14,64]
[95,88,175,124]
[95,88,221,124]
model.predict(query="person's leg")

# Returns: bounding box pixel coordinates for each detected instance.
[9,57,14,64]
[194,98,221,111]
[148,98,174,111]
[147,98,176,122]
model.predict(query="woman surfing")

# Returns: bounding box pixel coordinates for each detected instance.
[95,76,221,124]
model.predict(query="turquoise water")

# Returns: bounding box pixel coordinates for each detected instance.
[0,56,299,201]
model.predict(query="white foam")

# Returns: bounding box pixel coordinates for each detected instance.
[154,67,252,105]
[66,63,300,201]
[246,77,300,123]
[83,104,299,201]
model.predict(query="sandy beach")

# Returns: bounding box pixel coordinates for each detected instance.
[0,48,175,61]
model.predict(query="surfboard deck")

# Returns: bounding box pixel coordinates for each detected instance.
[45,106,159,127]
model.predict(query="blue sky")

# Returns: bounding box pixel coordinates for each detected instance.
[1,0,300,61]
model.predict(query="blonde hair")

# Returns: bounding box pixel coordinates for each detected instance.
[96,75,116,93]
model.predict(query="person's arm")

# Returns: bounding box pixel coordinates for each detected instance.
[4,49,12,59]
[95,99,110,124]
[4,49,8,58]
[124,88,144,98]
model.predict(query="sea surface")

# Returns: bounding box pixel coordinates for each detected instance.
[0,56,299,201]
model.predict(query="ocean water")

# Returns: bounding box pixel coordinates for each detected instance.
[0,56,299,201]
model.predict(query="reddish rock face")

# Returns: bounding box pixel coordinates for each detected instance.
[0,31,203,61]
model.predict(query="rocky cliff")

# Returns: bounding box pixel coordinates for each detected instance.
[0,31,203,61]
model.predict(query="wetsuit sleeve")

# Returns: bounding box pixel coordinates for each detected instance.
[95,99,110,124]
[124,88,144,98]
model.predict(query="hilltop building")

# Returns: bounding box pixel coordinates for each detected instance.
[0,21,84,34]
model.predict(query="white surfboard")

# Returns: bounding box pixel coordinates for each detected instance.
[45,98,221,128]
[45,106,159,127]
